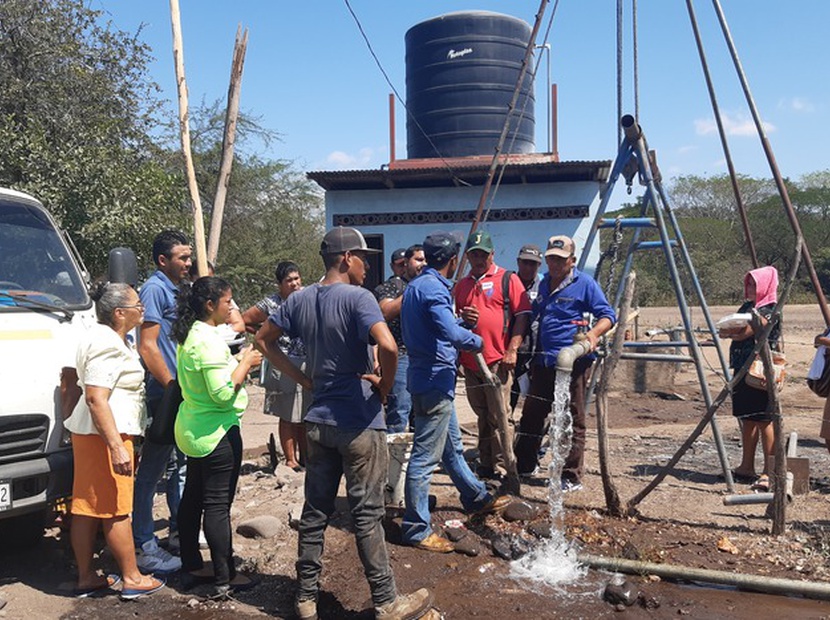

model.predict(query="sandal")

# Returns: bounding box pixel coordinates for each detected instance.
[751,474,770,492]
[74,574,121,598]
[120,576,166,600]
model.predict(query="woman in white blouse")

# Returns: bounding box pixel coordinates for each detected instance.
[64,282,164,599]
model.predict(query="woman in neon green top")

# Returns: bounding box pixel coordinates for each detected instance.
[172,276,261,597]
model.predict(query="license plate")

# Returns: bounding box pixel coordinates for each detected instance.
[0,480,10,511]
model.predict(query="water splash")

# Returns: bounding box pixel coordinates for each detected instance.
[511,371,585,586]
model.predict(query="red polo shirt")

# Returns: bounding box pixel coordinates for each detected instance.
[454,264,531,371]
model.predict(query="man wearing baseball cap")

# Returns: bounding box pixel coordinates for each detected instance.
[453,230,532,481]
[256,226,432,619]
[514,234,616,493]
[400,231,510,553]
[511,244,544,411]
[374,245,426,435]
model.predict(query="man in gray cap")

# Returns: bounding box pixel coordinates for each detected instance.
[257,226,432,620]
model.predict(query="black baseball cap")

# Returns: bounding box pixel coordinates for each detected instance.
[320,227,380,255]
[423,231,464,264]
[391,248,407,263]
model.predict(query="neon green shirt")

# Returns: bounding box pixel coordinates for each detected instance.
[174,321,248,457]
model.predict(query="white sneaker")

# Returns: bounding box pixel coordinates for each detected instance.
[136,538,182,574]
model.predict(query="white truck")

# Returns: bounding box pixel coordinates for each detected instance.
[0,187,112,546]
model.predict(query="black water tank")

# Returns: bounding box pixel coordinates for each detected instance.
[405,11,536,159]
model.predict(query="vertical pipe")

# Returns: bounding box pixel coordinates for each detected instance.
[712,0,830,326]
[551,83,559,158]
[685,0,758,268]
[388,93,396,164]
[624,118,735,492]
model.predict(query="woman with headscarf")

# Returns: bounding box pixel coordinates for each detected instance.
[718,266,781,491]
[65,282,165,599]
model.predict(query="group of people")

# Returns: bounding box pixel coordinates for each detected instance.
[63,220,794,618]
[66,230,263,600]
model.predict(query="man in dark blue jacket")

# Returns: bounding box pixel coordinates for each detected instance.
[401,231,509,553]
[515,235,616,492]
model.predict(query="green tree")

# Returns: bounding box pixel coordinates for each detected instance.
[0,0,188,275]
[186,102,325,306]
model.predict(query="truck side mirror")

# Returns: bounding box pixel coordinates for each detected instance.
[108,247,138,287]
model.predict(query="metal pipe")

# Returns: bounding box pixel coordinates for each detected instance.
[722,493,773,506]
[551,83,558,158]
[711,0,830,327]
[624,119,735,492]
[619,352,694,363]
[556,339,592,373]
[685,0,758,268]
[579,553,830,601]
[388,93,395,164]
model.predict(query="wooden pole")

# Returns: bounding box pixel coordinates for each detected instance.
[207,25,249,265]
[170,0,208,277]
[595,272,634,517]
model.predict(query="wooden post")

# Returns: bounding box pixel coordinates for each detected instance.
[207,25,249,265]
[595,272,634,517]
[170,0,208,277]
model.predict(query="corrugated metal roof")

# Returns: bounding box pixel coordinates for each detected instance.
[307,159,612,191]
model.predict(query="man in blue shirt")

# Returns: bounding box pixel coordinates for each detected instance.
[514,235,616,492]
[133,230,191,574]
[400,231,510,553]
[256,226,432,620]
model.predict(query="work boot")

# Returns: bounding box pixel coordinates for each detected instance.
[469,494,511,517]
[413,532,454,553]
[295,597,318,620]
[375,588,433,620]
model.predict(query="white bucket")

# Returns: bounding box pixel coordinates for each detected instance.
[386,432,414,507]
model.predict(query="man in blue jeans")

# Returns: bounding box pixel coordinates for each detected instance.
[401,231,511,553]
[256,226,432,620]
[134,230,191,574]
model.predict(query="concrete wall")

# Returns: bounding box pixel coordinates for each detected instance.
[325,179,603,280]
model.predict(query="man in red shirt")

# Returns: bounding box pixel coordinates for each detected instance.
[454,230,531,480]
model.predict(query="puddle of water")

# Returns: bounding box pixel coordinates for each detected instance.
[512,371,586,587]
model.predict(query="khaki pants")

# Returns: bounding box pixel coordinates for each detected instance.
[463,362,514,475]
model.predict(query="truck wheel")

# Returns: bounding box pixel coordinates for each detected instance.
[0,509,47,551]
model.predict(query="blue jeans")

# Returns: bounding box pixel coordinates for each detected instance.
[296,423,396,607]
[133,399,187,546]
[402,390,492,544]
[385,353,411,433]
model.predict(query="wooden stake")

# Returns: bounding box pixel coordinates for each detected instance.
[170,0,208,277]
[595,272,634,517]
[207,25,249,264]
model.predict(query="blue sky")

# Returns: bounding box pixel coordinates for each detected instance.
[96,1,828,190]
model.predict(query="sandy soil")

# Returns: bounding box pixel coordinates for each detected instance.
[2,305,830,619]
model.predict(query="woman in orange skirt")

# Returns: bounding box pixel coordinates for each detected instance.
[64,282,164,599]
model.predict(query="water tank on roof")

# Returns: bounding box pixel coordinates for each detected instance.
[405,11,536,160]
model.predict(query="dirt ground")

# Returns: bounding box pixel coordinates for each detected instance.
[3,305,830,619]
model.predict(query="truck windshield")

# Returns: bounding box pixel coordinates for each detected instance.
[0,203,89,308]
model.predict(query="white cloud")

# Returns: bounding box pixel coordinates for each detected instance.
[694,111,775,137]
[676,145,697,155]
[778,96,815,113]
[324,147,375,169]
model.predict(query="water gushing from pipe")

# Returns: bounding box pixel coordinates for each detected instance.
[511,368,586,586]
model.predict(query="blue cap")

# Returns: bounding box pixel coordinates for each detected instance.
[423,231,464,264]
